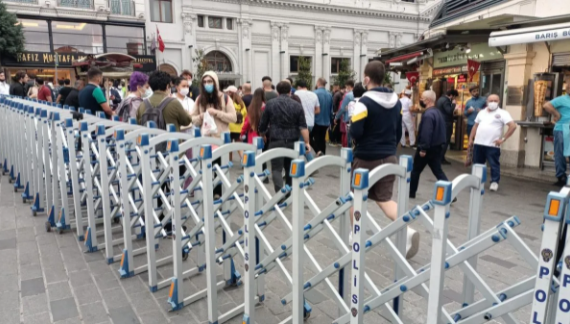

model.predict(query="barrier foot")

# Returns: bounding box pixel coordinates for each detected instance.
[167,278,183,311]
[9,165,14,182]
[21,182,32,202]
[31,193,44,216]
[2,159,7,174]
[84,227,98,252]
[46,206,56,231]
[107,258,114,265]
[55,208,70,234]
[226,259,242,287]
[304,300,312,320]
[14,172,23,191]
[118,250,134,278]
[150,286,158,293]
[137,226,146,240]
[242,314,250,324]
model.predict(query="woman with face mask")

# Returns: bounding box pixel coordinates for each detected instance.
[174,77,195,134]
[116,72,149,121]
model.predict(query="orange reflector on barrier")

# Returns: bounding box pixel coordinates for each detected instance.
[167,141,171,152]
[120,253,125,267]
[291,163,297,175]
[435,187,445,201]
[549,199,561,216]
[242,155,247,166]
[200,148,204,157]
[354,173,361,186]
[169,282,175,297]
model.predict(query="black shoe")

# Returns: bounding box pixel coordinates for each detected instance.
[452,197,458,204]
[263,177,270,184]
[442,160,451,165]
[554,177,568,187]
[409,194,416,199]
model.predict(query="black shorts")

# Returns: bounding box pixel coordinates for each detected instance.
[230,132,241,142]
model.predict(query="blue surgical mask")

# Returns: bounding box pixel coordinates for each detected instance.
[205,84,214,94]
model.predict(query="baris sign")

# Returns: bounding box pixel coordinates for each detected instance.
[489,26,570,47]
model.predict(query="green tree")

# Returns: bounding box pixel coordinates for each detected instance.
[297,56,313,89]
[334,59,356,87]
[192,48,207,87]
[383,72,394,87]
[0,2,25,66]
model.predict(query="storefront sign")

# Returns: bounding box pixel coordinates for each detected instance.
[489,25,570,47]
[434,43,504,68]
[433,66,468,76]
[1,51,157,72]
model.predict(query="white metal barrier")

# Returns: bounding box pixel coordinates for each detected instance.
[0,94,558,324]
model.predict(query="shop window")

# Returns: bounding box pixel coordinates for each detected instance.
[106,25,145,55]
[16,19,51,52]
[150,0,172,23]
[205,51,232,72]
[208,17,223,29]
[290,56,312,73]
[198,15,204,28]
[331,57,350,74]
[226,18,233,30]
[52,21,103,54]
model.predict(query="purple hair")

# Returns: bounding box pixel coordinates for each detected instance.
[129,72,148,92]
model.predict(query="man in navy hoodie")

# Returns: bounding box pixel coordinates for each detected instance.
[350,61,419,259]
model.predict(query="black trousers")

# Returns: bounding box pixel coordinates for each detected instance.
[312,124,328,155]
[269,140,295,193]
[442,122,453,162]
[410,145,449,196]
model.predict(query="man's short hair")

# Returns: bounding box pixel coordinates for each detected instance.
[74,80,83,88]
[276,81,291,95]
[363,61,386,86]
[181,70,193,79]
[263,79,272,88]
[64,79,71,85]
[353,82,366,98]
[27,73,36,79]
[14,71,26,82]
[242,83,251,93]
[286,77,293,84]
[87,68,103,81]
[262,76,272,83]
[36,77,44,85]
[296,79,308,89]
[447,89,459,97]
[58,79,64,86]
[422,90,436,103]
[148,70,172,92]
[345,79,355,88]
[317,77,327,87]
[469,85,479,92]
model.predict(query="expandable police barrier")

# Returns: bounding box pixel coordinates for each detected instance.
[0,95,554,324]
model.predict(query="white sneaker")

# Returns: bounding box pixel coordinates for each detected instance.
[490,182,499,192]
[406,229,420,259]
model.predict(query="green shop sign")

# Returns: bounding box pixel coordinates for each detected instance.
[434,43,503,68]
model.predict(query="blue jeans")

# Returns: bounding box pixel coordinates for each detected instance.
[466,124,474,141]
[473,144,501,183]
[554,130,567,179]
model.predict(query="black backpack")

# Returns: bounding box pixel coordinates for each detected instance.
[141,97,174,153]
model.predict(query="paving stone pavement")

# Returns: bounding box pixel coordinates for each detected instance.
[0,146,555,324]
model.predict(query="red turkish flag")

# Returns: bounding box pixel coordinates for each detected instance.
[157,26,165,53]
[406,71,419,85]
[467,59,481,82]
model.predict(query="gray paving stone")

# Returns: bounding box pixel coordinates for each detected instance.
[480,255,517,269]
[73,283,102,305]
[0,274,19,292]
[21,277,46,297]
[79,301,108,324]
[101,287,131,310]
[51,297,80,322]
[21,264,44,281]
[0,230,17,240]
[0,238,16,250]
[138,310,167,324]
[54,317,82,324]
[108,306,140,324]
[22,293,50,316]
[69,270,94,288]
[23,312,52,324]
[47,282,73,301]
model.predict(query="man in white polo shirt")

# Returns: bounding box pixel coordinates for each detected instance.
[468,94,517,192]
[400,89,415,147]
[295,79,320,131]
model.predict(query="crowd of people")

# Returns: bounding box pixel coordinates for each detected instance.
[3,61,570,261]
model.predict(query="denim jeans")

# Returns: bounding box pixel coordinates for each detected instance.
[466,124,474,141]
[554,130,568,179]
[473,144,501,183]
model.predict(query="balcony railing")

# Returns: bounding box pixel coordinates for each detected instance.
[109,0,135,16]
[57,0,94,9]
[4,0,39,4]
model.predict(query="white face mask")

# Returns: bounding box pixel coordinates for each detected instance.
[179,87,190,96]
[487,102,499,111]
[143,88,153,98]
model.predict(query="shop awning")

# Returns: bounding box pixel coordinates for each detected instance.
[489,21,570,46]
[385,51,423,64]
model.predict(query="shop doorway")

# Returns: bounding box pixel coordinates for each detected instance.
[6,68,73,85]
[480,61,505,102]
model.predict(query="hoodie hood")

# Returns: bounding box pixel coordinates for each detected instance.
[202,71,220,92]
[361,87,399,109]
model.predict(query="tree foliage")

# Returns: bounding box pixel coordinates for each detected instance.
[297,56,313,89]
[192,48,207,86]
[384,72,394,87]
[333,58,356,87]
[0,2,25,62]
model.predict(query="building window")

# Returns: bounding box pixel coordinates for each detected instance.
[208,17,223,29]
[52,21,103,54]
[106,25,145,55]
[226,18,233,30]
[290,56,312,73]
[150,0,172,23]
[17,19,50,52]
[205,51,232,72]
[198,15,204,27]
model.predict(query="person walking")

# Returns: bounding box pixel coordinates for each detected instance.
[258,81,311,193]
[464,85,486,139]
[436,89,459,164]
[37,78,53,102]
[64,80,84,109]
[344,82,366,146]
[241,83,253,108]
[105,79,122,111]
[409,90,450,199]
[241,88,265,144]
[468,94,517,192]
[56,79,73,104]
[24,73,35,96]
[544,84,570,186]
[0,71,10,96]
[313,78,333,156]
[295,79,320,133]
[400,89,416,147]
[116,72,150,121]
[173,77,195,132]
[336,80,355,147]
[79,68,114,118]
[9,71,27,98]
[180,70,200,100]
[226,85,247,160]
[263,77,277,102]
[350,61,419,259]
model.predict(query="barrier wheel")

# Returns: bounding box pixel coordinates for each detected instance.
[114,217,121,225]
[45,222,51,232]
[182,250,189,261]
[304,312,310,320]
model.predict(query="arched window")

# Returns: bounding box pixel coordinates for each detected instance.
[205,51,232,73]
[159,63,177,76]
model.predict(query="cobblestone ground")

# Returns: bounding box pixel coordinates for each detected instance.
[0,146,555,324]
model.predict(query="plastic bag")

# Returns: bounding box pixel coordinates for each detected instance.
[202,111,218,136]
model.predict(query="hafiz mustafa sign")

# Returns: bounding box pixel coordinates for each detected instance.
[489,26,570,47]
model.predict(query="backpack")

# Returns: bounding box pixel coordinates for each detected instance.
[235,104,244,124]
[116,96,142,122]
[141,97,174,152]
